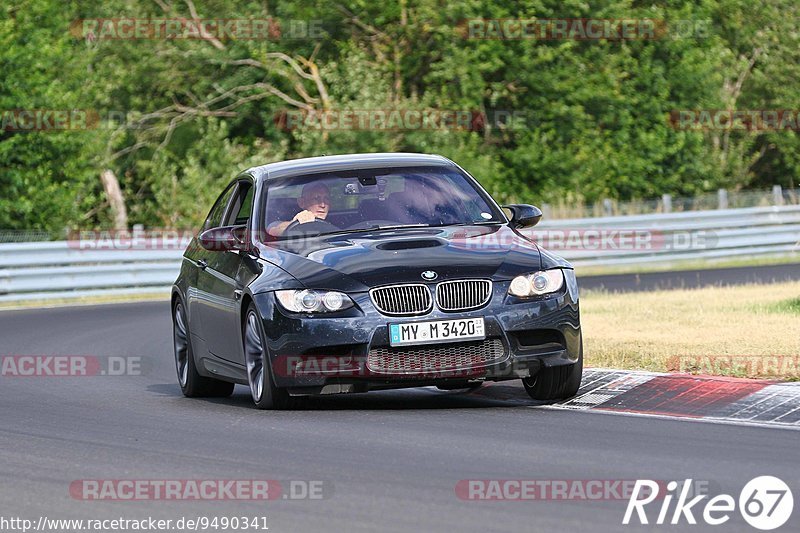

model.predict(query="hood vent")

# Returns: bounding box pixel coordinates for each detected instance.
[376,239,443,251]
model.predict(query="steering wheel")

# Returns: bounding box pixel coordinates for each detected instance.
[283,217,339,237]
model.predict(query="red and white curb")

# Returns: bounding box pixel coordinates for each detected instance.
[463,368,800,429]
[549,369,800,429]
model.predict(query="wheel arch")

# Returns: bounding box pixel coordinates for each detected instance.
[240,292,255,332]
[171,287,182,311]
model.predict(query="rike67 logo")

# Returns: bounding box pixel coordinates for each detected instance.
[624,476,793,530]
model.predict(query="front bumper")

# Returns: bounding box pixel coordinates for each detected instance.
[254,277,581,394]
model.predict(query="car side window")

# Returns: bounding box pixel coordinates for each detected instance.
[225,182,254,227]
[204,184,237,231]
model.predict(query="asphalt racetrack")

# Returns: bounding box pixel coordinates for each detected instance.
[579,261,800,292]
[1,295,798,532]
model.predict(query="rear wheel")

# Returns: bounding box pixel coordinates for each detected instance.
[172,300,234,398]
[243,304,296,410]
[522,342,583,401]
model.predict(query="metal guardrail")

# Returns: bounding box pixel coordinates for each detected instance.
[542,185,800,219]
[0,205,798,302]
[0,239,185,302]
[534,204,800,267]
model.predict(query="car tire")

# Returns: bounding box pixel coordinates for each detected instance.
[173,300,235,398]
[243,304,296,410]
[522,341,583,401]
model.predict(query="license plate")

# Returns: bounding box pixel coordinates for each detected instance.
[389,317,485,346]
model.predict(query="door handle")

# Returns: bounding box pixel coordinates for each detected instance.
[197,259,208,270]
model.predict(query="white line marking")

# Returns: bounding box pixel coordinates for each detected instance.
[537,403,800,431]
[726,387,796,420]
[774,405,800,423]
[543,369,800,430]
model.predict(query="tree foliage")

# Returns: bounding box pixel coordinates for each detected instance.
[1,0,798,232]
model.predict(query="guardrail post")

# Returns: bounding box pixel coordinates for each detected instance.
[772,185,784,206]
[662,194,672,213]
[603,198,613,216]
[717,189,728,209]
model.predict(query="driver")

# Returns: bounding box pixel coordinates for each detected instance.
[267,182,332,237]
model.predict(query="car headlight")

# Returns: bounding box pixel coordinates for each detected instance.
[275,289,355,313]
[508,270,565,297]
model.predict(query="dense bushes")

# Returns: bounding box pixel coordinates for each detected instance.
[1,0,798,232]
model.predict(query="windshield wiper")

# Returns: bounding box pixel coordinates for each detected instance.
[363,223,432,231]
[450,221,503,226]
[323,222,500,237]
[316,223,433,237]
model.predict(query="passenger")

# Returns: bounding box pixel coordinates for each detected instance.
[268,182,331,237]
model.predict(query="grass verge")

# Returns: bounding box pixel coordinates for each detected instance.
[576,254,799,277]
[0,291,169,311]
[581,281,800,379]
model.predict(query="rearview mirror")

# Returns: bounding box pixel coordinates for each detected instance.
[503,204,543,229]
[199,224,248,252]
[344,177,387,195]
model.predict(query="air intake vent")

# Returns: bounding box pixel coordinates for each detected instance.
[435,280,492,312]
[367,338,506,374]
[370,284,433,316]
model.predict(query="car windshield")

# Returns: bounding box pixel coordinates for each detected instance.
[264,165,505,239]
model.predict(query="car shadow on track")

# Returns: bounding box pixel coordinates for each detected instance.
[147,382,547,410]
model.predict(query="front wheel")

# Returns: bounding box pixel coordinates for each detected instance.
[243,304,296,410]
[522,342,583,401]
[172,300,234,398]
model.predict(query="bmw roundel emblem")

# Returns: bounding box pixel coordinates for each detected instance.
[421,270,438,281]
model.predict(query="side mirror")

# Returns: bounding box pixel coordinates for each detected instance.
[503,204,543,229]
[199,224,248,252]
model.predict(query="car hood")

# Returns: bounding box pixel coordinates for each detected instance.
[256,225,571,293]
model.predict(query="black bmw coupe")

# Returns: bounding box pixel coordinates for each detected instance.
[171,153,582,409]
